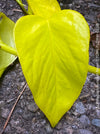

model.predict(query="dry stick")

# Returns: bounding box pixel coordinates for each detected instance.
[0,83,27,134]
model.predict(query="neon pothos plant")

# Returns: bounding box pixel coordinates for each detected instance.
[0,0,100,127]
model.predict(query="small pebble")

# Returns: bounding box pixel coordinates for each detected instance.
[20,100,26,108]
[45,124,53,133]
[77,129,93,134]
[60,2,63,6]
[65,128,73,134]
[1,108,10,118]
[72,125,78,129]
[96,109,100,117]
[22,110,34,120]
[23,131,30,134]
[27,102,38,112]
[16,126,25,133]
[79,115,90,126]
[75,102,85,114]
[9,4,13,8]
[0,101,5,107]
[56,122,63,129]
[20,81,26,87]
[92,119,100,127]
[10,119,20,127]
[7,10,14,16]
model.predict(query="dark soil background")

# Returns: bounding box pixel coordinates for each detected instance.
[0,0,100,134]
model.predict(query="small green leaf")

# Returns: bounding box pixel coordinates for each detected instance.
[0,12,16,77]
[27,0,61,18]
[14,10,90,127]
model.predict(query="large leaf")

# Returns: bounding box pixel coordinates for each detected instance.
[0,12,16,77]
[0,68,5,76]
[27,0,61,18]
[14,10,90,127]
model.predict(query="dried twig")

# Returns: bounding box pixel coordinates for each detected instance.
[0,83,27,134]
[12,8,22,12]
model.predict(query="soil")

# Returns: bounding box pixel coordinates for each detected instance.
[0,0,100,134]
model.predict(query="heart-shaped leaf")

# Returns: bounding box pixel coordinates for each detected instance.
[0,12,16,77]
[27,0,61,17]
[14,10,90,127]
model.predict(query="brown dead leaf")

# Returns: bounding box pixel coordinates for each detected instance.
[90,33,100,50]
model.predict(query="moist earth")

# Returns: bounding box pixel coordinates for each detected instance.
[0,0,100,134]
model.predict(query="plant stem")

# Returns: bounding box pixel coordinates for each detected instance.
[0,42,17,56]
[0,42,100,76]
[88,65,100,75]
[15,0,30,15]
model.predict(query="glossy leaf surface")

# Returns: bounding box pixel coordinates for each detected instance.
[14,10,90,127]
[0,68,5,76]
[0,12,16,77]
[27,0,61,18]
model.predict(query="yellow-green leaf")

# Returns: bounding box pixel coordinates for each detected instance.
[28,5,33,15]
[0,68,5,76]
[0,12,16,77]
[27,0,61,18]
[14,10,90,127]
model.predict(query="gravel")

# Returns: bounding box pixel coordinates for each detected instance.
[0,0,100,134]
[76,129,93,134]
[27,102,39,112]
[92,119,100,128]
[75,102,86,114]
[1,108,10,118]
[79,115,90,126]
